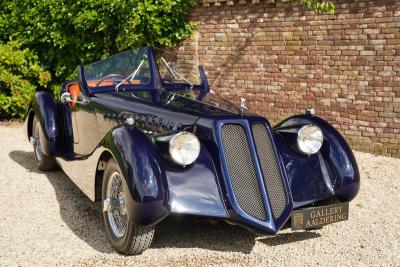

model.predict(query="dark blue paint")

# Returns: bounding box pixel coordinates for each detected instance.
[32,91,61,156]
[102,124,227,225]
[78,65,90,96]
[24,46,360,235]
[197,65,210,101]
[103,125,169,226]
[210,117,293,234]
[164,145,228,218]
[274,115,360,207]
[22,108,34,141]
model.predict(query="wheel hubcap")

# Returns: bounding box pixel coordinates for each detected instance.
[104,171,128,238]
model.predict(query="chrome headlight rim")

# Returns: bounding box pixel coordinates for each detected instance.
[169,131,201,166]
[297,124,324,155]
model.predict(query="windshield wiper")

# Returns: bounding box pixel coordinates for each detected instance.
[115,59,144,92]
[160,57,193,89]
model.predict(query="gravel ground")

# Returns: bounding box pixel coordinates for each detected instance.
[0,125,399,266]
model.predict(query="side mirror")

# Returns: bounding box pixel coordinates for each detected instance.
[61,92,72,104]
[61,92,89,106]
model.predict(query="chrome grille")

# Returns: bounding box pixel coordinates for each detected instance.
[252,124,287,219]
[221,124,267,221]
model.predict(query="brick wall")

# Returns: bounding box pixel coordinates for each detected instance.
[180,0,400,157]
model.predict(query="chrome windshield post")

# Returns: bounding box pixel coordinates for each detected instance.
[115,59,145,92]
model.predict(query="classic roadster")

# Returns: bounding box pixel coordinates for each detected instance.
[24,47,360,255]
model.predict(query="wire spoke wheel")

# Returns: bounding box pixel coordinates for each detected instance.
[33,126,42,162]
[102,159,155,255]
[104,171,128,238]
[31,117,57,171]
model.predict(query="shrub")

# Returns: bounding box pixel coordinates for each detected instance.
[0,0,197,87]
[0,0,197,118]
[298,0,335,14]
[0,41,51,119]
[0,0,333,118]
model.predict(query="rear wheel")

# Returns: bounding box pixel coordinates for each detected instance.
[102,159,154,255]
[31,118,57,171]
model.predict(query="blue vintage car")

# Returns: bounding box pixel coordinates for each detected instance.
[24,47,360,255]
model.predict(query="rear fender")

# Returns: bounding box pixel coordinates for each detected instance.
[23,108,35,141]
[102,125,169,226]
[274,115,360,206]
[27,92,60,156]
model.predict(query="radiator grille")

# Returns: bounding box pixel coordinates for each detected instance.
[221,124,267,221]
[252,124,287,219]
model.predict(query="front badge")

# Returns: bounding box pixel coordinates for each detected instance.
[291,202,349,230]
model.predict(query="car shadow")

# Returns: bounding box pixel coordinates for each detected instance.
[9,150,113,253]
[9,150,320,254]
[257,231,320,246]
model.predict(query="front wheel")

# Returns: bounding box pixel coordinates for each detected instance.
[102,158,155,255]
[31,118,57,171]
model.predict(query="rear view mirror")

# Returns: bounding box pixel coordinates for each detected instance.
[61,92,72,104]
[61,92,89,106]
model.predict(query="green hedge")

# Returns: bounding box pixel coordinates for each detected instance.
[0,0,333,119]
[0,42,51,118]
[0,0,197,118]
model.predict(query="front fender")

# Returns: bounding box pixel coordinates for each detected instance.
[102,125,169,226]
[274,115,360,208]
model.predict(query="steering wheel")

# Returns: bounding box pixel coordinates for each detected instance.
[95,74,128,87]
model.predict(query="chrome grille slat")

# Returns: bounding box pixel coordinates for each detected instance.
[221,124,267,221]
[252,124,287,219]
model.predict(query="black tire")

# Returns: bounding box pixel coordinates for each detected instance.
[32,118,57,171]
[102,158,154,255]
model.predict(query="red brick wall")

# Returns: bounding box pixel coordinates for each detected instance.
[181,0,400,157]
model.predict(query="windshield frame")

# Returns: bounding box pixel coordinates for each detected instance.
[79,46,208,96]
[81,47,156,95]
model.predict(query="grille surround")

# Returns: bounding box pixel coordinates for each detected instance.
[220,124,267,221]
[219,121,288,224]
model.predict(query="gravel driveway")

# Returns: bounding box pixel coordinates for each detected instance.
[0,124,399,266]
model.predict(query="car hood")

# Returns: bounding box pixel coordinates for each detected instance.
[92,90,254,132]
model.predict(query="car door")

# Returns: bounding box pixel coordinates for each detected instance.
[66,82,101,156]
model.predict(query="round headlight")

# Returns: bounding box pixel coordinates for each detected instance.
[297,125,323,155]
[169,132,201,166]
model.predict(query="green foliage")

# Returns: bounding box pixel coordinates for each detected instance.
[0,0,196,85]
[0,0,333,118]
[0,41,51,118]
[0,0,196,118]
[297,0,335,14]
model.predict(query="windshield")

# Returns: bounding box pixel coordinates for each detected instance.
[153,48,201,87]
[82,47,243,114]
[83,47,202,91]
[84,47,150,89]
